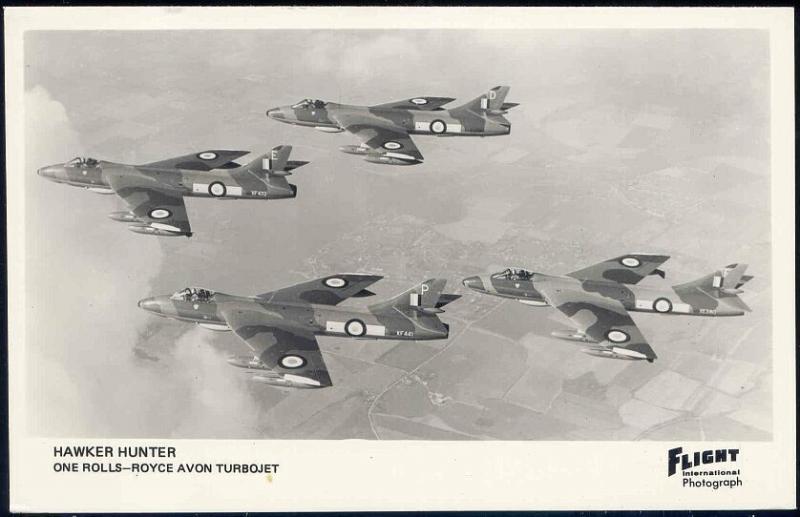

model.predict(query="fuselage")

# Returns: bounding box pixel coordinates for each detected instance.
[37,160,295,200]
[463,272,745,317]
[138,292,449,341]
[267,102,511,137]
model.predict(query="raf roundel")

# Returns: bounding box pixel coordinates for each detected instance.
[382,141,403,150]
[345,319,366,337]
[620,256,642,268]
[430,120,447,134]
[279,355,306,369]
[149,208,172,220]
[208,181,227,197]
[324,277,348,288]
[198,152,218,160]
[653,298,673,313]
[410,97,429,105]
[606,330,630,343]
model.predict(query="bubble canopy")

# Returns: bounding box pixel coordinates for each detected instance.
[491,268,534,281]
[66,157,99,167]
[292,99,327,109]
[170,287,215,302]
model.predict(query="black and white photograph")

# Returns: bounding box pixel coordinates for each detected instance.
[6,6,795,512]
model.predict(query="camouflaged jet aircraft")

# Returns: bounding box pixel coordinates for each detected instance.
[138,275,459,388]
[463,254,752,362]
[37,145,308,237]
[266,86,517,165]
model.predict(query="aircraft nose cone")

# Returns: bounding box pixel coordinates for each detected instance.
[266,107,285,120]
[37,166,58,178]
[137,297,161,313]
[462,276,485,291]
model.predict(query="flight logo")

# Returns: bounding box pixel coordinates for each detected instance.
[667,446,743,490]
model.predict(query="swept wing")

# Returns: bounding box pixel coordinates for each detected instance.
[105,169,192,236]
[566,253,670,285]
[329,111,424,164]
[220,308,331,387]
[256,274,384,305]
[538,282,658,361]
[142,150,249,171]
[371,96,455,111]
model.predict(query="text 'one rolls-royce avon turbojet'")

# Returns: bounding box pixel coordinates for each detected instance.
[463,254,752,362]
[139,275,460,388]
[37,145,308,237]
[266,86,518,166]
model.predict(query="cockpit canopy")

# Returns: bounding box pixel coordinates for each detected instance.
[492,268,534,281]
[66,157,99,167]
[170,287,216,302]
[292,99,327,109]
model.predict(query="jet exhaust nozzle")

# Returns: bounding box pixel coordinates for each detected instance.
[108,211,141,223]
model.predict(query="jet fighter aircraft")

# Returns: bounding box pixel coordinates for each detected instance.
[266,86,517,166]
[37,145,308,237]
[139,275,459,388]
[463,254,752,362]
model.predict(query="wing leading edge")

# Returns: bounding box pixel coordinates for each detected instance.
[142,150,250,171]
[370,96,455,111]
[566,253,670,285]
[256,274,383,305]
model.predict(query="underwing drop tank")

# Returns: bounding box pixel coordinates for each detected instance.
[364,153,421,166]
[249,372,324,388]
[339,145,370,156]
[127,224,190,237]
[581,346,651,362]
[227,356,272,370]
[551,329,590,342]
[108,211,141,223]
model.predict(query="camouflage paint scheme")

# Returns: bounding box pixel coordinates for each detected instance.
[463,254,753,362]
[266,86,518,165]
[37,146,308,237]
[139,275,459,388]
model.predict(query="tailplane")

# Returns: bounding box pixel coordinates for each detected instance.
[455,85,517,116]
[369,278,460,316]
[673,263,753,312]
[235,145,309,178]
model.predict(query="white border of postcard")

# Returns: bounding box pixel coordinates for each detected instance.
[5,6,795,512]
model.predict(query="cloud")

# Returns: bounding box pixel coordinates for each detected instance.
[25,85,82,165]
[301,33,425,89]
[24,85,264,438]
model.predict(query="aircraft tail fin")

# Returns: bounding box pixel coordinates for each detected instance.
[235,145,308,178]
[455,86,515,115]
[673,263,753,311]
[369,278,453,315]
